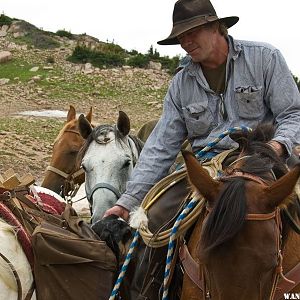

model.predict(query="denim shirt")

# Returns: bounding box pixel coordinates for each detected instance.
[117,35,300,212]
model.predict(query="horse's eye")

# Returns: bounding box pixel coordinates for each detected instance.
[122,160,131,169]
[81,164,87,172]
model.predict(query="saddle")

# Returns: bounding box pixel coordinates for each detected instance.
[129,149,238,299]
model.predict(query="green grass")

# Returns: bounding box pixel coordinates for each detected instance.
[0,117,63,143]
[0,58,50,81]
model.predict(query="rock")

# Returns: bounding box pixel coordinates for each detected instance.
[0,78,10,85]
[0,31,7,37]
[148,61,162,71]
[0,51,12,63]
[31,76,42,82]
[30,67,39,72]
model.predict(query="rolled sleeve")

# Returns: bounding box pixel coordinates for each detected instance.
[264,49,300,156]
[116,78,187,211]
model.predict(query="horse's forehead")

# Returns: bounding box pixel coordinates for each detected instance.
[84,139,131,162]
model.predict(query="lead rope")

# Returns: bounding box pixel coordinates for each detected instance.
[109,230,140,300]
[109,126,252,300]
[162,197,199,300]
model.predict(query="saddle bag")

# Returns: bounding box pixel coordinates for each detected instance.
[32,205,118,300]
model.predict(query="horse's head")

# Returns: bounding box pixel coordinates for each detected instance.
[91,215,132,265]
[41,105,92,195]
[183,124,300,299]
[78,111,143,223]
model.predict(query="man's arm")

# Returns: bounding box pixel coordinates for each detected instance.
[104,78,188,218]
[264,49,300,156]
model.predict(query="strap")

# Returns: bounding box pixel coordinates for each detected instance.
[46,165,69,179]
[24,282,35,300]
[0,252,22,300]
[274,262,300,300]
[87,183,121,204]
[179,244,204,290]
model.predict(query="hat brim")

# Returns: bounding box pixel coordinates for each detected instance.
[157,16,239,45]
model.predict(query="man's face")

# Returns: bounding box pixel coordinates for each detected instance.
[178,23,218,63]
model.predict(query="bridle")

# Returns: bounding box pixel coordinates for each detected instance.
[86,132,141,206]
[201,169,295,300]
[46,129,85,198]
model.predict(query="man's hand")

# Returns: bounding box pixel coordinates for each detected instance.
[103,205,129,221]
[268,141,285,157]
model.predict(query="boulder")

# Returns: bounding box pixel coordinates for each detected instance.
[0,51,12,63]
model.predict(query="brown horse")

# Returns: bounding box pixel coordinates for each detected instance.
[41,105,92,196]
[181,124,300,299]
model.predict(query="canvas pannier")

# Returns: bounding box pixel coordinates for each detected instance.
[32,205,118,300]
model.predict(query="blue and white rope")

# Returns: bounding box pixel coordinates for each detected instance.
[162,198,198,300]
[109,229,140,300]
[195,125,252,160]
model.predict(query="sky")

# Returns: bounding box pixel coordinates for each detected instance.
[2,0,300,76]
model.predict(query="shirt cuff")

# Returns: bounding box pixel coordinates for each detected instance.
[272,137,292,157]
[116,193,141,212]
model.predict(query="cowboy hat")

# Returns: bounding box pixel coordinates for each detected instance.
[157,0,239,45]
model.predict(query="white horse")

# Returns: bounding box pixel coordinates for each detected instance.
[78,111,143,223]
[0,219,36,300]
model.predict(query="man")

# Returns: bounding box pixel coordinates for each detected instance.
[104,0,300,220]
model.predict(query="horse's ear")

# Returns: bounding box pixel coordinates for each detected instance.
[67,105,76,122]
[182,150,221,203]
[263,164,300,208]
[117,111,130,136]
[78,114,92,139]
[85,107,93,123]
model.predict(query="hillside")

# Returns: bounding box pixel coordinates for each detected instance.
[0,16,172,183]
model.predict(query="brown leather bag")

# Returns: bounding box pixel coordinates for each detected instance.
[32,205,118,300]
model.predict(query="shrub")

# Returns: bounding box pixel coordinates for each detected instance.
[127,54,150,68]
[56,30,74,39]
[68,46,125,67]
[0,14,13,26]
[157,56,181,75]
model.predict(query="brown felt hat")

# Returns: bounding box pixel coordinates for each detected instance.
[157,0,239,45]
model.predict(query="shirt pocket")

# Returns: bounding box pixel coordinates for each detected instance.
[183,102,213,137]
[235,86,263,119]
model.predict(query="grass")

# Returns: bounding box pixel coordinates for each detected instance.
[0,58,50,81]
[0,117,63,143]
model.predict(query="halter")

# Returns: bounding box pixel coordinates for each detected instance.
[86,134,141,206]
[202,170,294,300]
[45,129,85,198]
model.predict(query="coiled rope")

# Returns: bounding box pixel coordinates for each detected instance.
[109,125,252,300]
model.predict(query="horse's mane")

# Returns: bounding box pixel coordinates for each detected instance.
[200,123,289,256]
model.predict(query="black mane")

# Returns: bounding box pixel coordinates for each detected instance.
[200,123,288,256]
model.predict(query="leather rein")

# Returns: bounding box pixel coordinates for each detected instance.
[180,169,300,299]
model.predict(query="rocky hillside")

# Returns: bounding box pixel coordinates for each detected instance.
[0,17,172,183]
